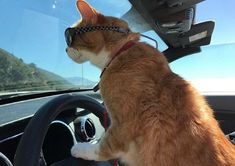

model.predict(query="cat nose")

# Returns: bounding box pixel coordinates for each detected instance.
[66,48,68,52]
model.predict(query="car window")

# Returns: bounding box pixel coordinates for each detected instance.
[170,0,235,94]
[0,0,165,93]
[170,44,235,94]
[0,0,234,95]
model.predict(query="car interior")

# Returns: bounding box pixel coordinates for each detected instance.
[0,0,235,166]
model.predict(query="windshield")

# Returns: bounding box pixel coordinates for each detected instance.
[0,0,166,94]
[0,0,234,95]
[170,0,235,94]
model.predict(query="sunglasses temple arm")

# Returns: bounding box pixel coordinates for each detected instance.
[140,34,158,48]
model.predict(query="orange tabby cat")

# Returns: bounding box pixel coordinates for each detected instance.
[66,0,235,165]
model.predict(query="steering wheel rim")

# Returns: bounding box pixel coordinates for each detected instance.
[14,94,108,166]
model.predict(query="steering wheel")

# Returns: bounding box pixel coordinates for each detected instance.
[14,94,113,166]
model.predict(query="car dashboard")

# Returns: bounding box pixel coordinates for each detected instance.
[0,92,105,165]
[0,92,235,165]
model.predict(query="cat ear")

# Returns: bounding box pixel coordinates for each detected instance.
[76,0,98,23]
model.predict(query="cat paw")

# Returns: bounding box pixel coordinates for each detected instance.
[71,142,99,160]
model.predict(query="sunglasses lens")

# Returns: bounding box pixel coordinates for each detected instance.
[65,28,73,46]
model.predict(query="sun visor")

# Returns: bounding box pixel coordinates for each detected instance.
[178,21,215,47]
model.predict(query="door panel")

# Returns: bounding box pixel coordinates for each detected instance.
[206,95,235,134]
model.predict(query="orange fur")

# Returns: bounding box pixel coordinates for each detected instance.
[68,1,235,165]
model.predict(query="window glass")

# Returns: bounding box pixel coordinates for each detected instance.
[170,0,235,94]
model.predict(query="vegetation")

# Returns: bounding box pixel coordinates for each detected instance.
[0,48,72,92]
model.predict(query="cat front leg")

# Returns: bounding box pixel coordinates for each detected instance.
[71,128,125,161]
[71,142,120,161]
[71,142,100,160]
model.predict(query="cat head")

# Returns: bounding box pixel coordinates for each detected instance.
[65,0,140,69]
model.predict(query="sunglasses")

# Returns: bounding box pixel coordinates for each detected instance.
[64,25,130,46]
[64,25,158,48]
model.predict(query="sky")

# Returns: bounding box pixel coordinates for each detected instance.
[0,0,235,88]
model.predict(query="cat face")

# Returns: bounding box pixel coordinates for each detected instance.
[65,0,139,69]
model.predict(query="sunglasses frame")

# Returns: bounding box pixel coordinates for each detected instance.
[64,25,130,46]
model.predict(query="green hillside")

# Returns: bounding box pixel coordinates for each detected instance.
[0,48,72,91]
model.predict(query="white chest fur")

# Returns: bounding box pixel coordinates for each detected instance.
[66,47,110,70]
